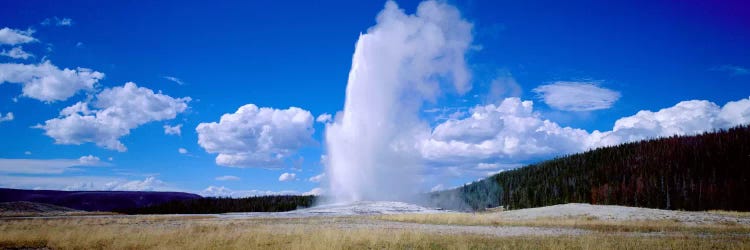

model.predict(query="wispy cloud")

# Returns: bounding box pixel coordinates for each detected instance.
[303,187,323,196]
[422,106,469,121]
[711,65,749,76]
[1,46,34,59]
[163,76,185,85]
[215,175,240,181]
[200,186,299,198]
[0,175,170,191]
[41,17,73,27]
[308,173,325,183]
[485,73,522,103]
[0,155,109,174]
[0,112,13,123]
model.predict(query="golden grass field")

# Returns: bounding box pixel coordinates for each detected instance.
[1,211,750,250]
[378,212,750,234]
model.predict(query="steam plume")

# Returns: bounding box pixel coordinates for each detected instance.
[325,1,473,203]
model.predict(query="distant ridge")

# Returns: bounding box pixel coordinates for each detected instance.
[0,188,201,212]
[433,125,750,211]
[0,201,79,215]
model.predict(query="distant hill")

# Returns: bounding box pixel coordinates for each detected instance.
[121,195,316,214]
[0,201,80,216]
[0,188,201,212]
[432,125,750,211]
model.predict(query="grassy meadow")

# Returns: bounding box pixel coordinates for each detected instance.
[378,212,750,234]
[1,212,749,249]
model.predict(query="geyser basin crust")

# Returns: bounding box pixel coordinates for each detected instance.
[222,201,449,218]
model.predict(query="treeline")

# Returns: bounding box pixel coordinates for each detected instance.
[432,125,750,211]
[119,195,316,214]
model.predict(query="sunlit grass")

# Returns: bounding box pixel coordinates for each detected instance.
[377,212,750,234]
[1,215,749,249]
[708,210,750,218]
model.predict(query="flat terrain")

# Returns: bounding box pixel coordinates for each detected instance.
[1,202,749,249]
[500,203,750,224]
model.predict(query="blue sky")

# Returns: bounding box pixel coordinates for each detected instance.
[0,0,748,196]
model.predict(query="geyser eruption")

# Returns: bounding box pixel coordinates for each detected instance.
[325,1,473,203]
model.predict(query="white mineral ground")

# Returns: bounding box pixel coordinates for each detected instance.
[5,202,749,237]
[221,201,750,225]
[497,203,750,225]
[221,201,448,218]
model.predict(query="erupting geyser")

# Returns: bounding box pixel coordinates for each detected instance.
[324,1,473,203]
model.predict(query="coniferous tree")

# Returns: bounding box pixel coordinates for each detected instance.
[432,125,750,211]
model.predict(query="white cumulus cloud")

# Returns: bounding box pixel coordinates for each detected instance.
[532,81,620,111]
[0,112,13,123]
[196,104,314,168]
[278,172,296,182]
[36,82,191,151]
[422,98,591,166]
[77,155,104,165]
[593,98,750,145]
[0,28,36,45]
[1,46,34,59]
[315,113,332,123]
[163,124,182,136]
[421,96,750,172]
[0,60,104,102]
[105,176,166,191]
[178,148,188,154]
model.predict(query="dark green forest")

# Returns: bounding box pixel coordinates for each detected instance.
[431,125,750,211]
[120,195,316,214]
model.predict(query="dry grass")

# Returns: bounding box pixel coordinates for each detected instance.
[0,215,749,249]
[709,210,750,218]
[377,212,750,234]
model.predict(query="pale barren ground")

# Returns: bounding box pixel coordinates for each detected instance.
[2,202,749,249]
[498,203,750,224]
